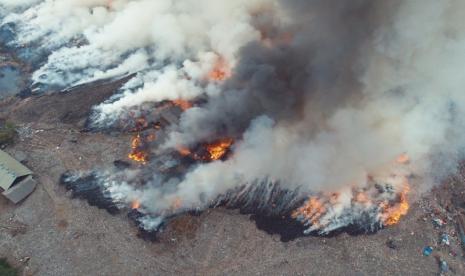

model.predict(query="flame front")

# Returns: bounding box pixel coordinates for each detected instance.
[381,153,411,225]
[172,99,193,111]
[128,133,149,164]
[381,182,410,226]
[292,196,327,226]
[396,153,410,164]
[171,197,182,211]
[206,138,234,161]
[176,138,233,161]
[208,57,231,81]
[292,154,412,232]
[131,200,141,209]
[177,146,192,157]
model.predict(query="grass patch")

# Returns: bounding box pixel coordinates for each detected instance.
[0,121,17,147]
[0,258,18,276]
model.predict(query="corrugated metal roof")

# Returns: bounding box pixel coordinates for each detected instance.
[2,175,36,203]
[0,149,32,191]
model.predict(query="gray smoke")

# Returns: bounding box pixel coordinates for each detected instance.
[2,0,465,233]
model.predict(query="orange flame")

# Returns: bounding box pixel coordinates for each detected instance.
[171,197,182,211]
[355,192,370,204]
[293,171,411,229]
[176,138,233,161]
[382,182,410,226]
[292,197,327,226]
[208,57,231,81]
[396,153,410,164]
[177,146,192,157]
[128,133,149,163]
[206,138,233,161]
[131,200,141,209]
[172,99,193,111]
[293,181,411,229]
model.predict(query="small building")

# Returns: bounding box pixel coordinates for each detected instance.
[0,149,36,203]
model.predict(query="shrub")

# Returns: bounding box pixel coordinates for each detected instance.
[0,258,18,276]
[0,121,17,146]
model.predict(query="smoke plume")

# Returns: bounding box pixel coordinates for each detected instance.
[3,0,465,234]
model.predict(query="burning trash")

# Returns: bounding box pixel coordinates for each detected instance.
[128,133,149,164]
[176,138,234,162]
[205,138,233,160]
[131,200,141,210]
[207,56,231,81]
[292,174,411,234]
[381,184,410,226]
[4,0,465,240]
[171,99,193,111]
[202,138,234,161]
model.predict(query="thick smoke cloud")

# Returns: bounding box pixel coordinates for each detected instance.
[162,0,464,202]
[3,0,465,233]
[167,0,397,145]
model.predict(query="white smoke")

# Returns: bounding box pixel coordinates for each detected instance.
[2,0,270,121]
[3,0,465,233]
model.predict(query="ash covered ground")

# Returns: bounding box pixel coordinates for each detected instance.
[0,62,465,275]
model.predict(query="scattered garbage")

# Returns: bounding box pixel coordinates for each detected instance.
[433,218,446,227]
[439,259,449,273]
[16,125,34,141]
[423,246,433,256]
[441,233,450,246]
[18,256,30,263]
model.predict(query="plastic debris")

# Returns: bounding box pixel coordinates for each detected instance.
[433,218,446,227]
[439,259,449,273]
[423,246,433,256]
[441,233,450,246]
[19,256,30,263]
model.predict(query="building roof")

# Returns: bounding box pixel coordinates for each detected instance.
[0,149,32,191]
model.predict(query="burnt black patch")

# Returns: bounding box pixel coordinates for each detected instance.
[60,172,120,215]
[250,214,307,242]
[59,172,386,242]
[127,209,161,242]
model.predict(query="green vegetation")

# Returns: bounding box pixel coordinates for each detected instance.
[0,121,17,147]
[0,258,18,276]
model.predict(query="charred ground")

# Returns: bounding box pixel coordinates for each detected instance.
[0,69,463,274]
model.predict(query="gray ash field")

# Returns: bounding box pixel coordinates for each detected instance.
[0,77,463,275]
